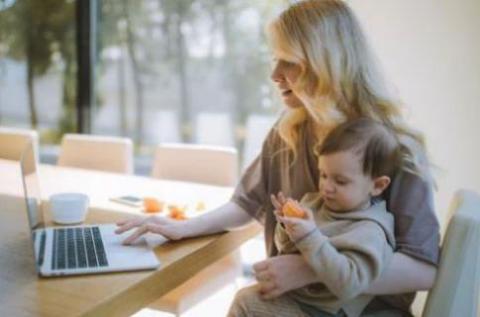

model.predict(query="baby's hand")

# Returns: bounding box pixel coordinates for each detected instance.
[275,199,316,242]
[270,192,287,217]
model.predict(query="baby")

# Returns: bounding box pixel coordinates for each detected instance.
[271,117,402,317]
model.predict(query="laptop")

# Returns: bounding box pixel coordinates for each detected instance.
[20,142,160,277]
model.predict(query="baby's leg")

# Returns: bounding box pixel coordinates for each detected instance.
[227,284,307,317]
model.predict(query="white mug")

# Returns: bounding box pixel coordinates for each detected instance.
[49,193,90,224]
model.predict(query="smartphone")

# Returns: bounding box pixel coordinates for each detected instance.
[110,195,143,207]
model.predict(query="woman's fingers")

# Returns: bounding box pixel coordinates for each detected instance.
[115,217,140,227]
[258,280,277,297]
[121,223,159,245]
[254,270,271,283]
[253,260,269,273]
[255,269,277,297]
[122,226,147,245]
[115,218,129,226]
[252,257,290,299]
[115,217,145,234]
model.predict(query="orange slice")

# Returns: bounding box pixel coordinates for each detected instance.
[168,206,187,220]
[282,200,305,218]
[143,197,163,213]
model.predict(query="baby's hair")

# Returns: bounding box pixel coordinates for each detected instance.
[317,117,402,178]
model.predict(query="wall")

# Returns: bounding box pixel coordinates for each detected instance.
[347,0,480,228]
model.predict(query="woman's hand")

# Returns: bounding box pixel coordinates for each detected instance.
[253,254,318,299]
[115,201,253,245]
[115,215,187,244]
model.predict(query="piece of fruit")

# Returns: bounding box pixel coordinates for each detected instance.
[168,206,187,220]
[195,201,206,212]
[143,197,163,213]
[282,200,305,218]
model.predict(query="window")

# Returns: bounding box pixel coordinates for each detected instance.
[0,0,77,149]
[96,0,285,166]
[0,0,286,170]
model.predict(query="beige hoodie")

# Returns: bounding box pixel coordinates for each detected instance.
[275,193,395,317]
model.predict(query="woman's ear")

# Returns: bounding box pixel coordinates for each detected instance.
[371,176,391,196]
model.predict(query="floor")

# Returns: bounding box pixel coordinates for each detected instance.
[132,235,267,317]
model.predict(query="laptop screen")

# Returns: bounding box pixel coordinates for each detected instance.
[20,141,46,271]
[20,141,45,230]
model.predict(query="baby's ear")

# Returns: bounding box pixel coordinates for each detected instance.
[371,176,391,196]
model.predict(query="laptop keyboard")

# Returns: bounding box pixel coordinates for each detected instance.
[52,227,109,270]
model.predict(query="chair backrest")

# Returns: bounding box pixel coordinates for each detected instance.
[422,189,480,317]
[151,143,238,186]
[57,133,133,174]
[0,127,39,161]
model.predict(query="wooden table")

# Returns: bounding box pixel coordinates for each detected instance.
[0,159,261,317]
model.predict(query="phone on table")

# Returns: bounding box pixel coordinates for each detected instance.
[110,195,143,207]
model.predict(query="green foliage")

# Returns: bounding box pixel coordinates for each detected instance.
[0,0,76,136]
[0,0,75,75]
[1,0,285,145]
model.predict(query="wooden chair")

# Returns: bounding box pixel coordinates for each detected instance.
[422,189,480,317]
[57,134,133,174]
[0,126,39,161]
[149,143,241,315]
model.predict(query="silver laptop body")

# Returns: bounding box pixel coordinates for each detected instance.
[20,142,160,277]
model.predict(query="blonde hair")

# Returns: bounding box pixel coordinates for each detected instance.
[267,0,429,178]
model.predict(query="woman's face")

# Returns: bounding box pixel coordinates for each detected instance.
[270,58,304,109]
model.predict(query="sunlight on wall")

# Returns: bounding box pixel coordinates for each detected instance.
[348,0,480,230]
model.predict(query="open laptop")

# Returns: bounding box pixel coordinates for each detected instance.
[20,142,160,277]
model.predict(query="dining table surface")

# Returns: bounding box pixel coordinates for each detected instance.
[0,158,262,317]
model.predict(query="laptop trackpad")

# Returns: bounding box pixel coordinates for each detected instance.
[100,225,160,269]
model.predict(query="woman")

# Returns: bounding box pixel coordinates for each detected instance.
[116,1,439,315]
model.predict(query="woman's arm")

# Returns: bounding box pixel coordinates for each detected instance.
[364,252,436,294]
[116,201,253,243]
[184,201,254,237]
[253,254,318,299]
[254,251,436,299]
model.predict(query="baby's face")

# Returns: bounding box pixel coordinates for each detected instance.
[318,150,375,212]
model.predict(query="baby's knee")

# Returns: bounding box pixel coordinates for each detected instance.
[228,285,263,317]
[233,285,262,306]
